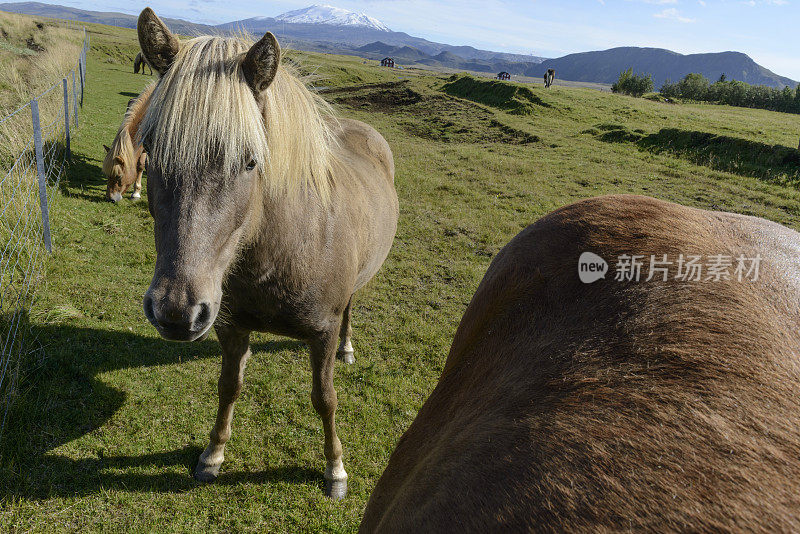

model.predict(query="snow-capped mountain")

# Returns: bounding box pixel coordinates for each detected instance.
[275,4,390,32]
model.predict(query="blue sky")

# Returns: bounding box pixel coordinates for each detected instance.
[54,0,800,79]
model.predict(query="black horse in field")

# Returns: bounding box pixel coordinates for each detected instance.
[134,52,152,75]
[544,68,555,88]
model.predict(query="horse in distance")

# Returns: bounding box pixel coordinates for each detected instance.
[361,195,800,532]
[136,8,398,500]
[544,68,555,88]
[103,82,155,202]
[134,51,152,75]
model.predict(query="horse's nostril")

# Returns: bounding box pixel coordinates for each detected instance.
[196,302,211,326]
[143,294,157,326]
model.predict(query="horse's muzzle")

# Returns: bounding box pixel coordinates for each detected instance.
[143,293,215,342]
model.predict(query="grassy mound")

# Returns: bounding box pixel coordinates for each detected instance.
[0,12,82,115]
[589,124,800,186]
[329,80,539,144]
[639,128,800,186]
[442,74,551,115]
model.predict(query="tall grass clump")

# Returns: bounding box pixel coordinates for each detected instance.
[0,12,82,161]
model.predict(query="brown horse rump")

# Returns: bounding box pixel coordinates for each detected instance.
[361,195,800,532]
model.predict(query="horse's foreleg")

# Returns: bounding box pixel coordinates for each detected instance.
[310,327,347,499]
[336,297,355,364]
[131,170,143,200]
[195,325,251,482]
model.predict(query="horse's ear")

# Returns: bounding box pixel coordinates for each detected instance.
[137,8,179,75]
[242,32,281,94]
[103,144,111,153]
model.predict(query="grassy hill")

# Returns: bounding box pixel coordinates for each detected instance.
[2,18,800,533]
[0,11,82,119]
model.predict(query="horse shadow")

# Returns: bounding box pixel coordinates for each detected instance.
[0,315,314,500]
[59,150,109,202]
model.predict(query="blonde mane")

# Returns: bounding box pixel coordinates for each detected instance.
[138,36,336,201]
[102,82,156,176]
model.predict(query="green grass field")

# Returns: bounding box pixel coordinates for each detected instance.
[2,20,800,532]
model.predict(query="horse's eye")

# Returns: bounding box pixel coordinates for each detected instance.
[245,160,256,171]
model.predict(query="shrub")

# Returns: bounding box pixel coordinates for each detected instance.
[677,73,709,100]
[611,68,654,97]
[660,71,800,114]
[659,79,680,99]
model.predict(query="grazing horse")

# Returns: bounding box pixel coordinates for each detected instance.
[361,195,800,532]
[136,8,398,500]
[134,51,152,75]
[102,82,155,202]
[544,68,555,88]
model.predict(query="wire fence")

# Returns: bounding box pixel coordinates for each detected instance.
[0,29,89,435]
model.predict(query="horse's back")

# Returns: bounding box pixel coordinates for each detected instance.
[361,195,800,532]
[333,117,395,185]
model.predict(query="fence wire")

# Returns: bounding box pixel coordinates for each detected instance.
[0,30,89,435]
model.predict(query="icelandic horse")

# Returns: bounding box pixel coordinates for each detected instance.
[136,8,398,499]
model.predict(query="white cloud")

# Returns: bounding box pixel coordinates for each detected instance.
[654,7,696,21]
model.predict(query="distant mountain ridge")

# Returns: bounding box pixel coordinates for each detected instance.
[214,13,544,65]
[0,1,214,34]
[0,2,795,88]
[354,41,543,76]
[538,47,796,89]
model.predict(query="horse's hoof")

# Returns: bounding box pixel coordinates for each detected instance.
[336,350,355,365]
[324,478,348,500]
[193,462,220,483]
[131,193,142,201]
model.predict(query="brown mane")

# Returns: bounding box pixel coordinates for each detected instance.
[102,82,155,178]
[361,195,800,532]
